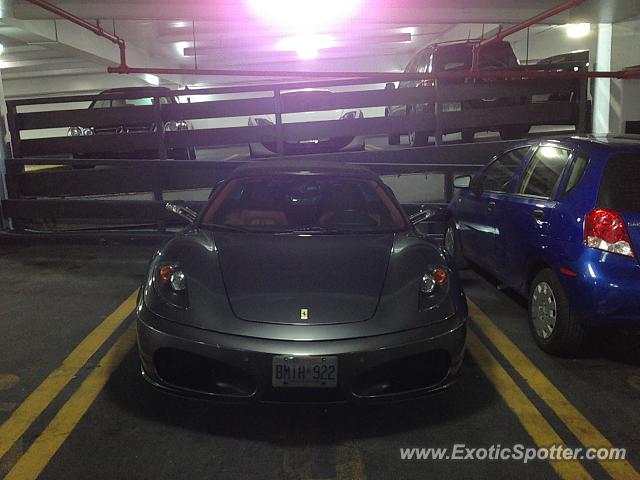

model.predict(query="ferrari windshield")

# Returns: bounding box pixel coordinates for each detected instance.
[200,175,407,233]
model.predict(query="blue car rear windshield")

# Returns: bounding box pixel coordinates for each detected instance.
[598,154,640,213]
[200,175,407,233]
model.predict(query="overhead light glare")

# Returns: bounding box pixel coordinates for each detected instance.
[174,41,190,56]
[143,74,160,86]
[246,0,363,32]
[566,23,590,39]
[276,34,337,60]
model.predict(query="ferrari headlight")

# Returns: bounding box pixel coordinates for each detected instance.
[340,110,359,120]
[68,126,94,136]
[163,120,189,132]
[252,117,274,126]
[155,264,188,309]
[419,265,450,310]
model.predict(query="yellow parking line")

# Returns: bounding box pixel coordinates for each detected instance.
[0,289,138,461]
[5,324,137,480]
[24,165,65,172]
[468,331,592,480]
[468,299,640,480]
[336,443,366,480]
[282,447,313,480]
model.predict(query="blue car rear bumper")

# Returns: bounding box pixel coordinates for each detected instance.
[560,249,640,328]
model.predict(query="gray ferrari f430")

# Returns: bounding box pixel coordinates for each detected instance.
[136,161,467,403]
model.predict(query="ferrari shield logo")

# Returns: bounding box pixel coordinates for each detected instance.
[300,308,309,320]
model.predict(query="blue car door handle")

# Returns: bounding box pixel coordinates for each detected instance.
[487,201,496,211]
[532,209,545,220]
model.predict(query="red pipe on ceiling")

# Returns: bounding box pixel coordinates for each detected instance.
[471,0,585,70]
[25,0,128,67]
[25,0,640,81]
[105,65,640,80]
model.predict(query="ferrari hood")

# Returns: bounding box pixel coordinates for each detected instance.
[213,232,394,325]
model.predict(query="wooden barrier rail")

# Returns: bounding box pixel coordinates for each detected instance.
[1,72,587,234]
[7,76,584,159]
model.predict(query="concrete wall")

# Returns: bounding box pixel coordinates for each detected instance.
[509,24,597,63]
[608,18,640,134]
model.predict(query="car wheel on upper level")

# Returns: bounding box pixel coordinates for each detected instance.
[444,220,468,269]
[409,129,428,147]
[528,269,586,357]
[386,110,401,145]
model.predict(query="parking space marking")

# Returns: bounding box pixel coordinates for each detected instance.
[0,289,138,462]
[0,438,23,478]
[282,446,313,480]
[468,299,640,480]
[5,324,137,480]
[336,443,366,480]
[468,331,592,480]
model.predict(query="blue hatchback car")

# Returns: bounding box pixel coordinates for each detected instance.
[446,136,640,355]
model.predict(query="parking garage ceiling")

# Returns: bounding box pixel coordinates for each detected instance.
[0,0,639,96]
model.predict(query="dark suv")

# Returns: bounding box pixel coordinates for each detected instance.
[68,86,195,160]
[386,40,530,146]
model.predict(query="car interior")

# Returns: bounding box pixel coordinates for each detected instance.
[201,177,403,229]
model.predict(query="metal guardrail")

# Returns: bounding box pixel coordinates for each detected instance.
[1,73,587,234]
[1,140,521,232]
[6,76,584,158]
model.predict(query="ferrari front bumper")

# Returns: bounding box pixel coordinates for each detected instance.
[136,307,467,404]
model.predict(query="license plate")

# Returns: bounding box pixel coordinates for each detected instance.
[272,356,338,388]
[442,102,462,112]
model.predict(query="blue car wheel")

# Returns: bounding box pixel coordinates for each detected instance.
[528,269,587,356]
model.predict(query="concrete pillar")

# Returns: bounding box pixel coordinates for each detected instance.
[592,24,612,135]
[0,67,11,230]
[593,20,640,135]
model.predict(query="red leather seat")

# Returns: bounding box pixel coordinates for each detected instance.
[239,210,287,226]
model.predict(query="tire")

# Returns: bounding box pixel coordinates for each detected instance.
[461,129,475,143]
[409,129,428,147]
[386,110,401,145]
[499,125,530,140]
[444,220,468,269]
[528,269,586,356]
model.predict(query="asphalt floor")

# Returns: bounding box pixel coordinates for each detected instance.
[0,241,639,480]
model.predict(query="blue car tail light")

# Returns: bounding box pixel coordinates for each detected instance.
[584,208,636,258]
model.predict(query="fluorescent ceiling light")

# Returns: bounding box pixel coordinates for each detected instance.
[246,0,362,33]
[175,41,190,56]
[275,34,337,60]
[143,74,160,86]
[566,23,590,39]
